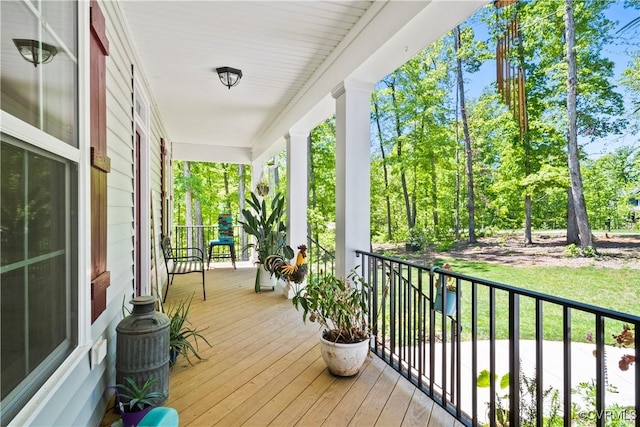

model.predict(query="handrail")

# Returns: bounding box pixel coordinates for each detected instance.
[356,249,639,427]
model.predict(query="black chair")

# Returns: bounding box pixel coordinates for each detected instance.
[161,236,206,301]
[207,213,236,269]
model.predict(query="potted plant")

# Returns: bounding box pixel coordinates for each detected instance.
[115,376,164,427]
[434,263,457,316]
[240,190,294,292]
[166,295,211,366]
[292,268,370,376]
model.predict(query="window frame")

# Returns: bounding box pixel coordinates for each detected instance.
[0,0,92,424]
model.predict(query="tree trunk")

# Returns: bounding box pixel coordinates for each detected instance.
[431,156,439,230]
[222,163,231,212]
[564,0,595,251]
[455,26,477,243]
[454,86,461,240]
[195,199,204,255]
[389,79,415,230]
[524,195,532,245]
[373,100,393,241]
[239,164,247,260]
[566,187,580,244]
[183,161,193,252]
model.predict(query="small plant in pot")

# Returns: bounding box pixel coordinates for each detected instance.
[115,376,164,427]
[292,268,370,376]
[166,295,211,367]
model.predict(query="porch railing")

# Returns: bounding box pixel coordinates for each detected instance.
[306,236,335,280]
[357,250,639,427]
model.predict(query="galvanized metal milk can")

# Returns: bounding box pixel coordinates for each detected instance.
[116,295,170,405]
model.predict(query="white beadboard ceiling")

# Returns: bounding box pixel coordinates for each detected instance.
[119,1,485,164]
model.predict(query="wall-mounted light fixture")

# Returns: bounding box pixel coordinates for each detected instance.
[215,66,243,90]
[13,39,58,67]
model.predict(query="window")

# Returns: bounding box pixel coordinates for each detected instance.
[0,1,78,423]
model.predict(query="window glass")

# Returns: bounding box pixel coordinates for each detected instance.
[0,138,78,425]
[0,0,78,146]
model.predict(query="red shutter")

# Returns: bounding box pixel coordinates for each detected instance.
[90,0,111,323]
[160,138,168,238]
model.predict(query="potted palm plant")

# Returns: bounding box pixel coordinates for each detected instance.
[292,268,370,376]
[240,190,293,292]
[166,295,211,366]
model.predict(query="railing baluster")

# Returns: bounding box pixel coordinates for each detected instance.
[489,286,496,427]
[563,306,572,426]
[509,292,520,427]
[536,298,544,427]
[636,326,640,427]
[472,281,478,426]
[418,269,424,389]
[595,314,605,427]
[429,267,435,396]
[455,277,461,417]
[441,270,449,407]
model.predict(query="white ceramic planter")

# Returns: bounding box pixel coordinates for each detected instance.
[320,336,370,376]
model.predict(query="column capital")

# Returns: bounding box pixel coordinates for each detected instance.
[331,79,375,99]
[286,128,310,141]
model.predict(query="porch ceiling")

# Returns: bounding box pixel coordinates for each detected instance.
[119,0,485,164]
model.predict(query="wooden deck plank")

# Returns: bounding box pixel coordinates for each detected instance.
[158,263,455,427]
[376,371,417,427]
[348,364,399,426]
[402,391,436,426]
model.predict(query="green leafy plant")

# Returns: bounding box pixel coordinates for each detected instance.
[166,295,211,366]
[116,377,163,413]
[240,190,294,292]
[477,368,561,427]
[292,268,369,344]
[564,244,581,258]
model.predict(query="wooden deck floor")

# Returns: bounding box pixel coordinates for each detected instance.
[159,262,460,427]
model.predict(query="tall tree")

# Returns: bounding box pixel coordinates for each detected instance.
[387,76,415,232]
[372,95,394,240]
[564,0,595,250]
[455,25,477,243]
[182,161,194,250]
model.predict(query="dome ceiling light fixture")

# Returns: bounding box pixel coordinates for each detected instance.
[13,39,58,67]
[216,66,243,90]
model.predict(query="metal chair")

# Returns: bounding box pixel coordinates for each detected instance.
[161,236,206,301]
[207,213,236,269]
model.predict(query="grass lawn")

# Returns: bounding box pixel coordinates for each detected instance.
[436,259,639,343]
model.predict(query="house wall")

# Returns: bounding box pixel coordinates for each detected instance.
[10,2,171,425]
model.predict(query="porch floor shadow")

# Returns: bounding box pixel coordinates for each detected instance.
[161,261,460,427]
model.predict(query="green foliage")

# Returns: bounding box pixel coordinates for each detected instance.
[571,380,633,426]
[240,191,293,266]
[477,369,561,426]
[292,269,369,344]
[166,295,211,366]
[116,377,163,413]
[564,244,581,258]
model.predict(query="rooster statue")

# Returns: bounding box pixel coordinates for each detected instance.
[265,244,308,285]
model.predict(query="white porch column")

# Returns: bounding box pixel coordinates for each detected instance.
[284,130,309,298]
[332,79,374,278]
[250,159,263,191]
[286,130,309,253]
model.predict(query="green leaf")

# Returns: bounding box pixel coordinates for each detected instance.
[476,369,493,388]
[499,373,510,390]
